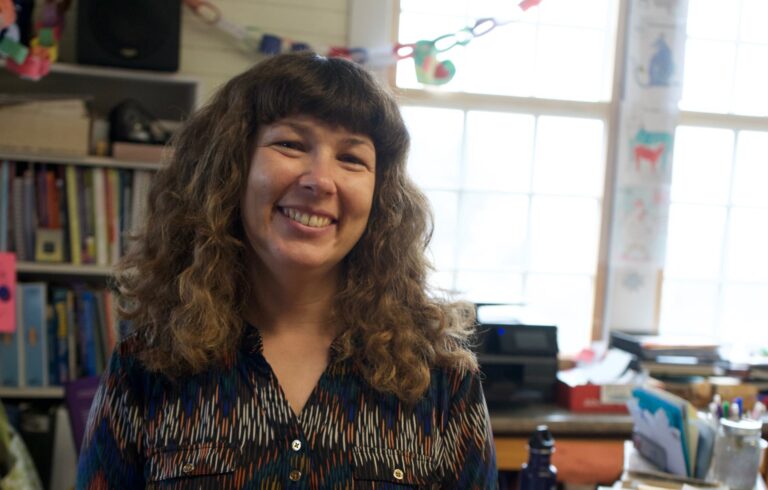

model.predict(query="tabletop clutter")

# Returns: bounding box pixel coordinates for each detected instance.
[628,383,766,489]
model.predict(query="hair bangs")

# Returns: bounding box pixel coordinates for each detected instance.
[250,55,406,168]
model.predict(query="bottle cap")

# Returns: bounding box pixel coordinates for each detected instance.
[528,424,555,453]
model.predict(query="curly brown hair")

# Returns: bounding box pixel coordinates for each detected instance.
[115,52,477,403]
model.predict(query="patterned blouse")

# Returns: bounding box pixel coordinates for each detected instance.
[76,326,498,489]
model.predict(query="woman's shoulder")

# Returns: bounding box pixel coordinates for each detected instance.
[430,362,483,399]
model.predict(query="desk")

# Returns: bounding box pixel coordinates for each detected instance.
[491,405,632,484]
[492,405,768,484]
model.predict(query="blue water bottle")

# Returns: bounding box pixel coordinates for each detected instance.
[519,425,557,490]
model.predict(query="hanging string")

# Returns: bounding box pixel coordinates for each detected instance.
[182,0,545,85]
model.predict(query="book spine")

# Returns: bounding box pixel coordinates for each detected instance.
[47,170,60,228]
[81,169,95,264]
[106,168,121,264]
[92,167,108,266]
[36,164,48,228]
[52,288,70,383]
[0,160,9,252]
[65,166,82,265]
[13,176,26,260]
[66,289,77,379]
[77,289,97,377]
[120,170,133,256]
[21,282,49,387]
[23,167,37,260]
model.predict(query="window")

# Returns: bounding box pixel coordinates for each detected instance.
[396,0,619,352]
[391,0,768,352]
[660,0,768,346]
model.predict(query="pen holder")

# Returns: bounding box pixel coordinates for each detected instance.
[710,418,762,490]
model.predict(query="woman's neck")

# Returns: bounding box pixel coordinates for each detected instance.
[245,258,340,338]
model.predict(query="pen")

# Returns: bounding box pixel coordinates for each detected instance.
[734,397,743,419]
[729,403,740,421]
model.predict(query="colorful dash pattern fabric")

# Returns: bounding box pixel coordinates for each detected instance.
[76,325,498,489]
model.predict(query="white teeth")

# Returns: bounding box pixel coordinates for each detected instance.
[281,208,332,228]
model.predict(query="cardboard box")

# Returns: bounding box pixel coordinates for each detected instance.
[556,375,630,414]
[0,99,90,156]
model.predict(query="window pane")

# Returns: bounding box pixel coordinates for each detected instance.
[454,271,524,304]
[465,111,535,192]
[461,24,537,97]
[402,107,464,190]
[659,280,718,337]
[732,131,768,207]
[424,190,459,271]
[537,0,611,29]
[664,203,726,280]
[725,207,768,282]
[740,0,768,44]
[686,0,740,41]
[680,39,736,113]
[670,126,733,204]
[534,25,606,101]
[525,274,594,354]
[529,196,599,274]
[533,116,605,197]
[456,192,528,270]
[400,0,465,16]
[732,44,768,117]
[721,283,768,346]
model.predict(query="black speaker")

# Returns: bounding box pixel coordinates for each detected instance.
[76,0,181,71]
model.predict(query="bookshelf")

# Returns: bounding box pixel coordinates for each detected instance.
[0,63,199,400]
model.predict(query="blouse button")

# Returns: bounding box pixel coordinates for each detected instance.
[393,468,404,480]
[289,469,302,481]
[291,439,302,451]
[182,462,195,474]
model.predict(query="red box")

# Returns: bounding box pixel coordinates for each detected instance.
[556,376,629,414]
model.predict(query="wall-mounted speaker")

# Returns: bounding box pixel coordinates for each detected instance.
[76,0,181,72]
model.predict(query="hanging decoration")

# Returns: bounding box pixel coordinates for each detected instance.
[0,0,71,80]
[183,0,544,86]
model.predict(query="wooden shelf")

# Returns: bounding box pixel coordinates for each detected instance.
[0,151,163,171]
[17,262,114,277]
[0,386,65,399]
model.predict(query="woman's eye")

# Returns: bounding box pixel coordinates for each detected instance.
[273,141,304,151]
[339,154,367,166]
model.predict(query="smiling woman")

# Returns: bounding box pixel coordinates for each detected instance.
[76,53,498,489]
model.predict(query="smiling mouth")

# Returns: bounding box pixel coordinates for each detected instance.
[279,207,335,228]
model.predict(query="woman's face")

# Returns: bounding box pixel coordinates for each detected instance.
[241,115,376,278]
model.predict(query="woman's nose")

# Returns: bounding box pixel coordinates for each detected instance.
[297,150,336,195]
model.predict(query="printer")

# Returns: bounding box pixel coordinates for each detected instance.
[473,305,559,407]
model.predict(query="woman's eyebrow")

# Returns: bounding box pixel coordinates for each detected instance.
[341,137,375,151]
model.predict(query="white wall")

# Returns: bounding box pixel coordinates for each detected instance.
[178,0,350,103]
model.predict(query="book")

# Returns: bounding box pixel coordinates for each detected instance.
[65,165,82,265]
[12,175,25,260]
[610,331,720,362]
[0,252,16,334]
[22,167,36,260]
[20,282,48,387]
[0,160,9,251]
[92,167,108,266]
[106,168,121,263]
[51,287,71,383]
[64,375,100,455]
[76,288,98,377]
[0,330,20,386]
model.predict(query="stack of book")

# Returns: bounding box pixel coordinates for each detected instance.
[610,331,725,378]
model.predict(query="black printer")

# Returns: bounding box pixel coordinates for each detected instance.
[473,309,559,408]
